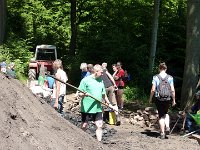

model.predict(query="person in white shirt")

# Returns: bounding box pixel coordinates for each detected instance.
[51,59,68,113]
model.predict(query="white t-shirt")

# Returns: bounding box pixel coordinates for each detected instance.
[52,68,68,98]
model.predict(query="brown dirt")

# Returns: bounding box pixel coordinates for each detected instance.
[65,94,200,150]
[0,73,109,150]
[0,73,199,150]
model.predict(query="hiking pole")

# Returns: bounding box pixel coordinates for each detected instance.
[170,79,200,134]
[170,78,200,134]
[46,74,119,113]
[182,128,200,137]
[170,87,198,134]
[170,116,180,134]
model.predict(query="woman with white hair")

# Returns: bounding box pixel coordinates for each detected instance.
[80,63,88,79]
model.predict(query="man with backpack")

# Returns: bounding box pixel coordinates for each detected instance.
[149,62,176,139]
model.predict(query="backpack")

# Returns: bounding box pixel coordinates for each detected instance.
[123,70,131,82]
[157,74,172,101]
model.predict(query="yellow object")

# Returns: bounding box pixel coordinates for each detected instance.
[109,111,116,125]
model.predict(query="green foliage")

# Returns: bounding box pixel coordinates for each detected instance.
[7,0,71,57]
[123,86,149,104]
[123,86,140,101]
[4,0,187,102]
[0,39,33,79]
[76,0,186,93]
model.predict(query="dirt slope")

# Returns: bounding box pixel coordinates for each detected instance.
[0,73,109,150]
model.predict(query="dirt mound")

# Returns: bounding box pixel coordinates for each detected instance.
[0,73,109,150]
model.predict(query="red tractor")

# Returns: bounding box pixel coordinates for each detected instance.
[28,45,57,80]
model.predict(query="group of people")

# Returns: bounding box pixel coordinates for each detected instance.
[34,59,200,142]
[44,60,126,142]
[0,61,16,78]
[76,61,127,141]
[79,62,126,108]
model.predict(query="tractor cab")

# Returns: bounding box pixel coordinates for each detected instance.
[28,45,57,80]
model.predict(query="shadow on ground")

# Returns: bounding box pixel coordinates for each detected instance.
[141,129,160,138]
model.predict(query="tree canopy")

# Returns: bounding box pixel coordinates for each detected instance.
[2,0,199,108]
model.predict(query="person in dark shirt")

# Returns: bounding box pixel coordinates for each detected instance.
[101,62,120,125]
[6,62,16,78]
[101,63,117,104]
[183,91,200,132]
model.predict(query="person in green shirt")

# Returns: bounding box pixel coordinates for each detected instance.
[38,64,47,87]
[78,64,114,142]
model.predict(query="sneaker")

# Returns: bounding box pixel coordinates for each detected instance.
[165,127,170,135]
[160,133,165,139]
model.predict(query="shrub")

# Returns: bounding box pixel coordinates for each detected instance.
[0,39,33,81]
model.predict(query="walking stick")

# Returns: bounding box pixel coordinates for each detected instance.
[46,74,119,113]
[182,128,200,137]
[169,79,200,134]
[170,93,196,134]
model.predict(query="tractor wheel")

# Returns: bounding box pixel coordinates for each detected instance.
[28,69,36,80]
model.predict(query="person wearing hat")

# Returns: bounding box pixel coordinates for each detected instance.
[6,62,16,78]
[182,91,200,133]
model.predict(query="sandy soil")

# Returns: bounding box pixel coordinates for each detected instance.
[0,73,199,150]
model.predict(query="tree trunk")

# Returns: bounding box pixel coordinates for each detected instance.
[69,0,77,56]
[181,0,200,109]
[0,0,6,45]
[149,0,161,73]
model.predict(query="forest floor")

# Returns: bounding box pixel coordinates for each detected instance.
[0,73,199,150]
[64,93,200,150]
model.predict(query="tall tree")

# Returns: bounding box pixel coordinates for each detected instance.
[181,0,200,109]
[149,0,161,73]
[0,0,6,45]
[70,0,77,56]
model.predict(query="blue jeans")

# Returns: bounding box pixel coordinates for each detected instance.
[51,95,64,113]
[185,113,195,132]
